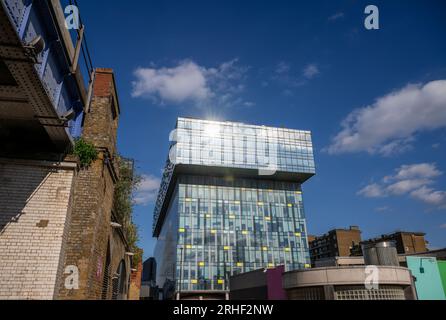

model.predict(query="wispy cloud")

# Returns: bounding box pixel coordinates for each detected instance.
[326,80,446,156]
[131,59,250,108]
[358,163,446,210]
[375,206,391,213]
[358,183,384,198]
[275,61,291,75]
[440,224,446,229]
[303,64,320,79]
[328,12,345,22]
[271,62,320,93]
[134,174,161,206]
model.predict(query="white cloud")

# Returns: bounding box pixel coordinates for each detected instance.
[358,183,384,198]
[358,163,446,209]
[303,64,320,79]
[411,187,446,207]
[134,174,161,206]
[131,59,249,108]
[385,163,442,182]
[326,80,446,155]
[386,179,433,195]
[132,61,209,103]
[440,224,446,229]
[328,12,345,21]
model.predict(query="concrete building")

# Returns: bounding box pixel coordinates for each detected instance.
[282,265,416,300]
[309,226,362,264]
[0,1,137,300]
[229,264,416,300]
[153,117,316,299]
[230,240,417,300]
[309,247,446,300]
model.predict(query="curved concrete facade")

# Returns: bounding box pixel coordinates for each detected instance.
[283,266,416,300]
[283,266,412,288]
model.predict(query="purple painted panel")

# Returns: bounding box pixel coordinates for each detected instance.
[266,265,287,300]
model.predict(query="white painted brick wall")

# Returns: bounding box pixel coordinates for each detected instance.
[0,159,76,300]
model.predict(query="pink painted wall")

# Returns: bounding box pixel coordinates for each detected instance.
[266,265,287,300]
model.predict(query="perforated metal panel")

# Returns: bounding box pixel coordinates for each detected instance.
[334,285,406,300]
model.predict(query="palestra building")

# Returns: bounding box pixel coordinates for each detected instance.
[152,117,316,299]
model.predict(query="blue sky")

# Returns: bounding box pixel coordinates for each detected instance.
[75,0,446,258]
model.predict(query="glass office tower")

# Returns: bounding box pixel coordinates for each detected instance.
[153,117,316,299]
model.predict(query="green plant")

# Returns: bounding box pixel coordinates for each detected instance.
[113,156,142,265]
[73,138,98,168]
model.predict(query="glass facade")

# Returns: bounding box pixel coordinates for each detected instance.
[153,118,315,297]
[154,118,315,234]
[172,118,315,174]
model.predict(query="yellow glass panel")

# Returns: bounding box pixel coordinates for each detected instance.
[257,202,264,206]
[229,215,236,219]
[224,246,231,250]
[295,232,301,237]
[185,198,192,202]
[268,263,275,268]
[211,229,217,234]
[287,204,293,207]
[262,247,268,251]
[236,262,244,267]
[295,191,302,194]
[285,247,291,252]
[234,201,240,205]
[185,244,192,249]
[265,216,271,221]
[178,228,185,233]
[199,262,205,267]
[217,279,224,285]
[242,230,248,235]
[191,279,198,284]
[205,214,211,218]
[304,264,311,268]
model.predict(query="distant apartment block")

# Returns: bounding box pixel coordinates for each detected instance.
[364,231,428,254]
[309,226,362,264]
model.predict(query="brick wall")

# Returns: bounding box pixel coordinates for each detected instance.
[400,234,428,254]
[335,229,362,256]
[0,159,77,300]
[128,261,143,300]
[57,68,125,300]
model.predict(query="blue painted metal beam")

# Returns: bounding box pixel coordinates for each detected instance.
[18,0,33,40]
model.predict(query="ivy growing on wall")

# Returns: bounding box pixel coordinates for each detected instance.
[113,156,142,265]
